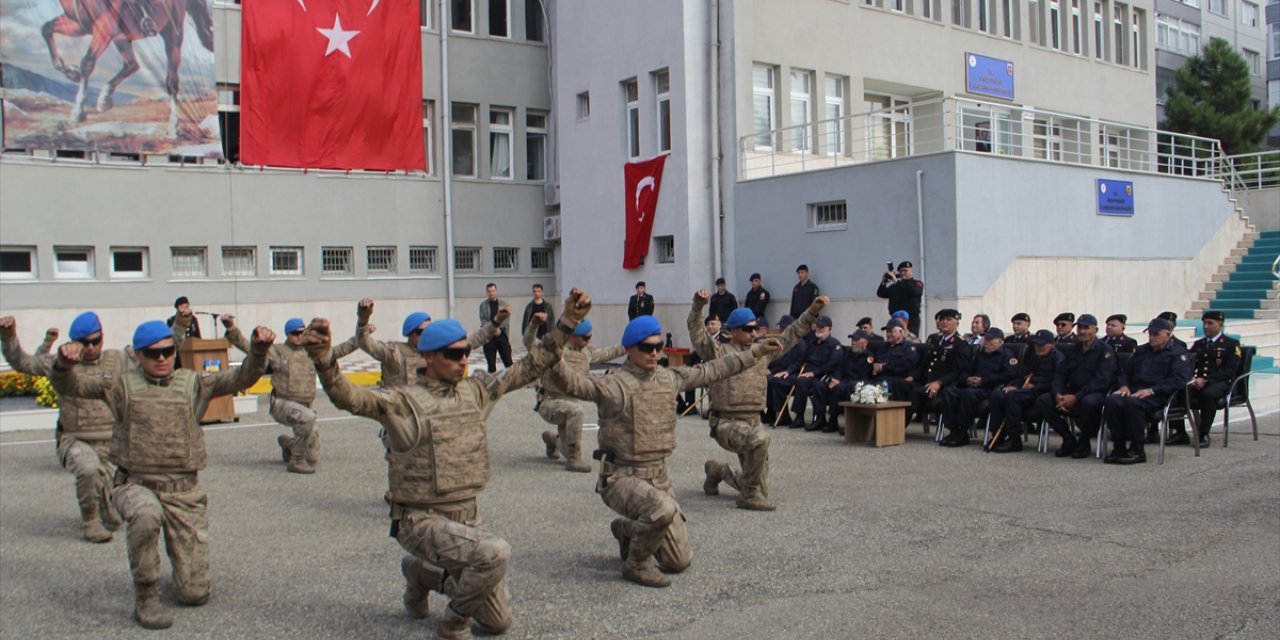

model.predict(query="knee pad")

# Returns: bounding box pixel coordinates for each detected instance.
[647,498,678,531]
[474,537,512,573]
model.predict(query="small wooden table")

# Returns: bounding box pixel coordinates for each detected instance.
[839,400,910,447]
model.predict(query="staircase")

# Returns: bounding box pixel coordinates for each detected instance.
[1192,229,1280,321]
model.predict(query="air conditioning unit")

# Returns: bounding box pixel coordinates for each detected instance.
[543,215,562,243]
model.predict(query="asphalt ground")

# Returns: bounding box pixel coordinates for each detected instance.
[1,389,1277,640]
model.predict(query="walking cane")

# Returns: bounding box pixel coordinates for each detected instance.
[772,364,807,427]
[680,394,701,417]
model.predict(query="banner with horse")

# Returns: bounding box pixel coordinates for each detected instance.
[0,0,221,156]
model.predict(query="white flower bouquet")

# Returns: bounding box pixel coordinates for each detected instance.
[853,381,888,404]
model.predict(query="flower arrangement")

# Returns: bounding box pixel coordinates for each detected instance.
[0,372,58,408]
[853,381,888,404]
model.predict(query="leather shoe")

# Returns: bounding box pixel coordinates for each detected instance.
[1144,429,1160,444]
[1103,443,1128,463]
[1198,434,1211,448]
[804,419,823,432]
[1071,440,1092,459]
[1112,449,1147,465]
[1053,439,1077,457]
[992,439,1023,453]
[940,436,969,448]
[776,413,793,427]
[821,422,839,433]
[1165,431,1191,446]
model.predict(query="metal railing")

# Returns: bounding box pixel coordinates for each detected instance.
[740,96,1233,184]
[1213,150,1280,191]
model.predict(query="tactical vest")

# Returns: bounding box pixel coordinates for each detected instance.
[111,369,205,473]
[60,349,122,440]
[385,384,490,505]
[598,369,678,464]
[541,346,590,399]
[273,346,316,404]
[381,342,425,388]
[706,343,767,413]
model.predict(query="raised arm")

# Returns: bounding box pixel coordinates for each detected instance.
[676,339,782,391]
[199,326,273,399]
[522,312,546,351]
[223,323,252,353]
[478,294,589,402]
[34,326,59,358]
[468,305,509,349]
[589,345,626,364]
[687,291,720,361]
[0,318,54,377]
[774,296,827,359]
[50,342,110,400]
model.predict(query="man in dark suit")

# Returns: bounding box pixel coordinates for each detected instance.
[789,265,819,319]
[743,273,770,322]
[627,281,655,320]
[1175,310,1241,447]
[876,261,923,336]
[708,278,738,325]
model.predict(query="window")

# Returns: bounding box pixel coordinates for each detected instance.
[367,246,397,274]
[1071,0,1082,53]
[824,75,845,156]
[1208,0,1225,16]
[1156,14,1199,56]
[526,111,547,181]
[489,107,513,179]
[171,247,207,278]
[452,103,476,177]
[420,0,432,28]
[864,94,911,160]
[493,247,518,271]
[55,247,93,279]
[222,246,256,277]
[217,83,239,164]
[110,247,148,279]
[953,0,971,27]
[525,0,544,41]
[1241,2,1257,27]
[1131,9,1142,69]
[451,0,472,31]
[576,92,590,120]
[422,100,435,175]
[409,246,438,273]
[1002,0,1015,37]
[1156,67,1177,103]
[752,64,776,149]
[1113,4,1125,64]
[531,247,552,271]
[1271,22,1280,60]
[270,246,303,276]
[0,247,36,280]
[488,0,508,37]
[809,201,848,229]
[322,247,353,275]
[1174,0,1198,6]
[1244,49,1260,75]
[979,0,993,32]
[654,236,675,264]
[454,247,481,272]
[1094,2,1105,59]
[1029,0,1041,44]
[654,70,671,153]
[1050,0,1061,50]
[624,78,640,158]
[923,0,934,19]
[789,69,812,153]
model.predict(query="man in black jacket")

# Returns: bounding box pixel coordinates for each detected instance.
[1037,317,1117,458]
[876,261,923,337]
[812,330,878,432]
[708,278,738,325]
[938,327,1017,447]
[986,329,1063,452]
[743,273,770,322]
[907,308,972,427]
[789,265,819,319]
[1102,318,1191,465]
[627,282,655,320]
[767,316,840,429]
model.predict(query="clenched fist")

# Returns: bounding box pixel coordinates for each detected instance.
[693,290,710,306]
[301,318,332,363]
[751,337,783,357]
[250,326,276,353]
[561,288,592,324]
[0,317,16,340]
[43,327,60,344]
[59,341,85,363]
[807,295,831,315]
[357,298,374,325]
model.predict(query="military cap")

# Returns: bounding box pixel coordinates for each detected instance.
[1157,311,1178,323]
[1106,314,1127,325]
[1201,310,1225,322]
[1029,329,1055,345]
[897,261,913,270]
[1144,318,1174,333]
[749,273,762,281]
[132,320,173,350]
[1011,312,1031,323]
[984,327,1005,340]
[816,316,833,328]
[778,315,795,328]
[856,316,873,327]
[419,318,468,351]
[935,308,961,320]
[848,330,874,341]
[1053,312,1076,324]
[69,312,102,341]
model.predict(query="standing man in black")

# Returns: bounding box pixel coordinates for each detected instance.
[1176,310,1241,447]
[628,281,655,321]
[876,261,923,337]
[1037,318,1117,458]
[478,283,513,372]
[1103,314,1139,354]
[743,273,770,322]
[1103,318,1191,465]
[708,278,738,325]
[789,265,819,319]
[521,283,554,341]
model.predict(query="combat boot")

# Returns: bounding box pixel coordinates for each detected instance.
[735,492,776,512]
[304,432,320,465]
[703,460,724,496]
[609,518,630,561]
[287,458,315,474]
[564,457,592,473]
[435,607,473,640]
[134,582,173,630]
[277,434,291,463]
[80,503,112,543]
[541,431,560,460]
[401,555,444,619]
[622,558,671,588]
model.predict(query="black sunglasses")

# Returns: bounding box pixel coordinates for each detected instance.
[289,330,305,337]
[140,346,177,360]
[438,346,472,361]
[77,336,103,347]
[634,342,664,354]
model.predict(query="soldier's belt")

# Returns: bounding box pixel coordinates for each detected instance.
[609,463,666,481]
[269,393,312,408]
[114,468,198,494]
[389,500,478,525]
[709,410,762,425]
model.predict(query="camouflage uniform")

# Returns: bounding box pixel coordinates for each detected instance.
[358,322,496,389]
[51,344,266,626]
[548,347,765,587]
[524,322,624,472]
[688,301,818,510]
[2,335,125,542]
[314,321,572,639]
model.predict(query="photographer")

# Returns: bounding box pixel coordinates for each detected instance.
[876,261,923,337]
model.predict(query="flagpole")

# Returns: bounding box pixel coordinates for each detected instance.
[441,0,457,319]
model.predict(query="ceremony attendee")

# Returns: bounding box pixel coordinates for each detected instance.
[789,265,820,319]
[628,281,655,320]
[874,320,920,402]
[876,261,923,336]
[1102,318,1190,465]
[520,283,554,341]
[1103,314,1138,354]
[812,330,877,431]
[1053,312,1078,344]
[1006,312,1033,344]
[767,316,841,430]
[167,297,202,340]
[985,329,1063,452]
[907,309,972,426]
[964,314,991,346]
[938,327,1017,447]
[743,273,771,322]
[708,278,738,326]
[1175,310,1241,447]
[855,317,882,341]
[1037,319,1117,459]
[479,283,513,372]
[1157,311,1187,349]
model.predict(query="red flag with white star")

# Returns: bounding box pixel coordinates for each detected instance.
[241,0,425,170]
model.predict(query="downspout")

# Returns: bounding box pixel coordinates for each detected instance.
[441,1,457,317]
[915,169,927,323]
[709,0,723,278]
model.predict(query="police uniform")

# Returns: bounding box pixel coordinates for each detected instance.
[627,291,655,320]
[708,288,739,327]
[227,323,324,473]
[317,312,581,639]
[549,319,772,588]
[763,334,807,424]
[938,338,1017,445]
[690,302,819,510]
[52,321,268,629]
[744,278,771,321]
[907,328,973,425]
[876,270,924,336]
[789,276,820,319]
[811,338,877,428]
[526,320,625,472]
[1102,326,1191,463]
[1103,334,1138,354]
[877,337,921,401]
[1181,325,1241,442]
[767,327,841,429]
[986,341,1064,449]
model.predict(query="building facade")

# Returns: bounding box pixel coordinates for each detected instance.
[1153,0,1270,122]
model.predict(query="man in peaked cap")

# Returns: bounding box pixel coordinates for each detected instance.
[1006,312,1033,344]
[1173,310,1241,448]
[1053,312,1078,345]
[1103,318,1191,465]
[877,260,923,336]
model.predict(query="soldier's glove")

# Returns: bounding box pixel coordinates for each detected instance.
[356,299,374,326]
[494,305,512,327]
[300,319,333,364]
[561,288,592,324]
[751,338,783,357]
[250,327,276,356]
[807,295,830,315]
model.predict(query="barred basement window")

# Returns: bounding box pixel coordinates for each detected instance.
[409,246,438,273]
[493,247,518,271]
[455,247,482,272]
[531,247,552,271]
[171,247,208,278]
[322,247,354,275]
[222,246,256,277]
[655,235,675,264]
[809,201,848,229]
[270,246,303,276]
[367,246,397,274]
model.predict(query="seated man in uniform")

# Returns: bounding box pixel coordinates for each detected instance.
[874,320,920,402]
[1006,312,1033,344]
[766,316,841,431]
[1037,319,1117,459]
[812,330,878,433]
[1173,310,1241,447]
[985,328,1063,453]
[906,309,972,426]
[937,327,1017,447]
[1103,314,1138,354]
[1053,312,1078,345]
[1103,318,1191,465]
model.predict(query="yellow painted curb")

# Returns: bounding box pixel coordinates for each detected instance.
[245,371,382,395]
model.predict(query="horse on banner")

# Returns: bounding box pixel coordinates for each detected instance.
[40,0,215,137]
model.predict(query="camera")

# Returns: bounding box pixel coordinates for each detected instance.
[886,261,894,272]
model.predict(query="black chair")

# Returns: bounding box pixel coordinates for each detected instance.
[1220,346,1258,448]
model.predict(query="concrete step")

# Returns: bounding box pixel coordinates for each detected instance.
[1239,253,1280,264]
[1225,272,1279,283]
[1235,262,1277,273]
[1219,281,1277,293]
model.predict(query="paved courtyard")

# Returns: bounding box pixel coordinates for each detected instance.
[2,388,1277,639]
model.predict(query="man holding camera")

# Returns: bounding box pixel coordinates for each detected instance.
[877,261,923,337]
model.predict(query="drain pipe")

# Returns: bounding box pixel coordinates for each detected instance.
[441,1,457,317]
[916,169,926,323]
[709,0,723,279]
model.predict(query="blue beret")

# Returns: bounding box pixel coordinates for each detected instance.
[284,318,305,334]
[132,320,173,350]
[69,311,102,341]
[892,310,910,319]
[573,319,593,337]
[419,318,467,352]
[621,315,662,348]
[402,312,431,337]
[725,308,757,330]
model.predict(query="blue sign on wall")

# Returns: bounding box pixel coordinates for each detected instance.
[1096,179,1135,216]
[965,53,1015,101]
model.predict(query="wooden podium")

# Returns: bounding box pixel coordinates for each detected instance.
[177,338,237,423]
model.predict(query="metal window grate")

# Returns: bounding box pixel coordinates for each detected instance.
[270,247,303,275]
[531,247,552,271]
[222,246,256,277]
[455,247,482,272]
[493,247,518,271]
[322,247,353,275]
[655,236,675,264]
[171,247,208,278]
[409,246,438,273]
[367,246,396,274]
[810,201,848,228]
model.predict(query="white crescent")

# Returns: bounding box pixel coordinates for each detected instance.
[634,176,656,221]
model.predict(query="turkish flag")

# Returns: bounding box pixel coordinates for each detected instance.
[241,0,425,171]
[623,154,668,269]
